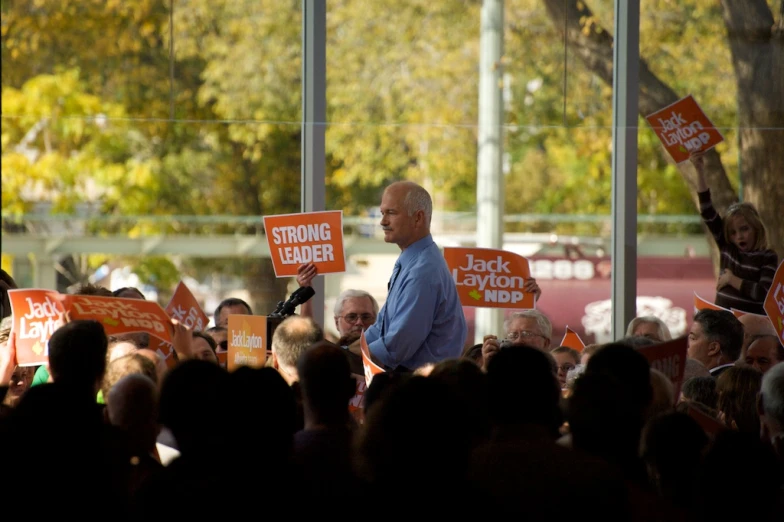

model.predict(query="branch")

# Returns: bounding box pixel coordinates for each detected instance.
[539,0,737,212]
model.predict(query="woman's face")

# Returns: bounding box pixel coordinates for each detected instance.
[3,365,35,407]
[553,352,577,387]
[634,322,662,342]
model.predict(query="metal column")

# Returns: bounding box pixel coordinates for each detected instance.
[474,0,505,343]
[301,0,326,326]
[610,0,640,340]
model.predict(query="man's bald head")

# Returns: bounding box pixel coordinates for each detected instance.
[271,316,324,369]
[738,314,777,360]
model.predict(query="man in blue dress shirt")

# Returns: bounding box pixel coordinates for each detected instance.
[360,181,467,372]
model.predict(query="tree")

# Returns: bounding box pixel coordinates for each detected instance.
[538,0,784,256]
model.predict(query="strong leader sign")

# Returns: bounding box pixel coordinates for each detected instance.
[263,210,346,277]
[444,247,536,309]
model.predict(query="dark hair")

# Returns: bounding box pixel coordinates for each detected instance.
[213,297,253,325]
[48,320,109,389]
[0,269,18,320]
[693,309,744,361]
[586,342,653,414]
[74,283,113,297]
[681,376,718,410]
[112,287,146,299]
[192,331,217,353]
[462,343,483,364]
[486,345,562,434]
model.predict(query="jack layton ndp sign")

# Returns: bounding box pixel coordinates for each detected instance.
[444,247,536,309]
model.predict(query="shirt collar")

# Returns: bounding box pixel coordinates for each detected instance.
[398,234,434,267]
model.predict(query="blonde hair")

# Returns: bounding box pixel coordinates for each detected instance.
[626,316,673,342]
[723,202,768,251]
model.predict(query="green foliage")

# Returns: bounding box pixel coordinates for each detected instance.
[1,0,769,287]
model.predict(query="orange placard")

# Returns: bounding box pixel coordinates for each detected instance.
[57,293,174,343]
[227,314,267,372]
[694,292,729,313]
[645,95,724,164]
[686,404,727,438]
[263,210,346,277]
[8,289,67,366]
[764,260,784,345]
[444,247,535,309]
[636,336,688,404]
[559,326,585,352]
[731,308,768,320]
[165,281,209,332]
[216,351,228,368]
[150,336,178,369]
[360,330,384,387]
[348,374,367,424]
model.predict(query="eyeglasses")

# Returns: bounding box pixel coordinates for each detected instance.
[556,363,576,373]
[506,330,547,342]
[339,313,376,324]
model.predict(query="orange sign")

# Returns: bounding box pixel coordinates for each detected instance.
[216,351,228,368]
[150,336,178,369]
[348,374,367,424]
[227,314,267,372]
[8,289,67,366]
[636,336,688,404]
[263,210,346,277]
[686,404,726,438]
[165,281,209,332]
[444,247,535,309]
[764,260,784,345]
[360,331,384,386]
[645,95,724,164]
[731,308,768,320]
[57,294,174,343]
[694,292,729,313]
[559,326,585,352]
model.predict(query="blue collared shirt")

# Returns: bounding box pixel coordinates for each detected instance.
[365,235,467,370]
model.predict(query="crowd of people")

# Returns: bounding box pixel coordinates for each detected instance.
[0,177,782,520]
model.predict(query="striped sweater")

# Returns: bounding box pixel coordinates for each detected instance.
[699,190,778,314]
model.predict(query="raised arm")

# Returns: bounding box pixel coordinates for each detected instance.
[295,263,317,318]
[691,152,724,246]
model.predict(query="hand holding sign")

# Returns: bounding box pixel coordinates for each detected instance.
[645,95,724,164]
[296,263,318,288]
[360,330,384,386]
[444,247,536,309]
[165,281,209,333]
[8,289,68,366]
[0,331,17,385]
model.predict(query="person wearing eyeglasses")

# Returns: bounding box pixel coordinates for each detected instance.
[333,289,379,343]
[295,265,379,344]
[481,310,553,370]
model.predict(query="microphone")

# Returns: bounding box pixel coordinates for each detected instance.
[270,286,316,318]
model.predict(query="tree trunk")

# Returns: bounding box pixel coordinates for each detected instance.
[721,0,784,256]
[540,0,783,259]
